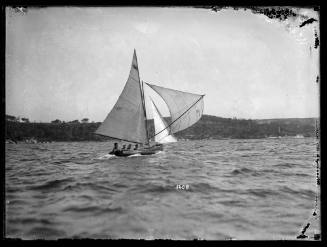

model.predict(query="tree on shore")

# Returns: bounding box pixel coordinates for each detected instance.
[21,118,30,123]
[51,119,62,124]
[6,115,17,122]
[81,118,89,123]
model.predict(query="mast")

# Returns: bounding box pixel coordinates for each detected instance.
[134,49,149,145]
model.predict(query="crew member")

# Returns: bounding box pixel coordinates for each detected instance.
[109,143,119,154]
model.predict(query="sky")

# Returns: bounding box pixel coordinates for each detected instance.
[6,7,319,122]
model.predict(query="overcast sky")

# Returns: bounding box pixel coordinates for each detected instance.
[6,7,319,122]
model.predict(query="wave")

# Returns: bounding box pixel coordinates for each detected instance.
[6,199,27,205]
[62,205,124,215]
[279,186,315,198]
[78,194,94,201]
[128,153,142,157]
[70,232,117,239]
[6,186,23,193]
[244,188,280,198]
[189,182,221,193]
[128,151,165,157]
[260,169,295,178]
[218,199,247,207]
[96,154,116,160]
[274,162,297,168]
[137,184,174,194]
[293,172,311,177]
[29,177,74,191]
[52,160,72,165]
[204,160,218,164]
[30,146,48,151]
[19,158,38,162]
[63,182,118,193]
[112,182,129,188]
[74,160,97,165]
[27,226,66,239]
[230,167,261,176]
[236,148,252,151]
[8,217,53,225]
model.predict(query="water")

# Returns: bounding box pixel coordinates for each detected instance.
[5,138,320,240]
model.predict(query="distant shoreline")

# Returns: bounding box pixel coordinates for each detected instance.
[5,115,317,143]
[5,135,314,143]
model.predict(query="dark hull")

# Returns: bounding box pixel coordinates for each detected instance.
[112,144,163,157]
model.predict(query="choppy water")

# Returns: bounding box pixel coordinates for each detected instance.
[5,138,320,240]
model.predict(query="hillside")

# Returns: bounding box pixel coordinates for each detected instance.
[5,114,318,142]
[173,115,317,140]
[255,118,317,126]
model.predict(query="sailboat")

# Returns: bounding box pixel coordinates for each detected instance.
[95,49,204,157]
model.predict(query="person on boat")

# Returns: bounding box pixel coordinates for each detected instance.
[122,144,126,150]
[127,144,132,150]
[109,143,119,154]
[134,144,138,150]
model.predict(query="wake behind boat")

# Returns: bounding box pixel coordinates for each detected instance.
[95,49,204,157]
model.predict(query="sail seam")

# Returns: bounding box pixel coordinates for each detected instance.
[149,95,204,139]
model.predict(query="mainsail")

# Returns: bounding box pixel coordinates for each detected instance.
[146,83,204,134]
[95,50,148,144]
[149,97,177,143]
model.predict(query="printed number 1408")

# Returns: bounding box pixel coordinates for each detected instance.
[176,184,189,190]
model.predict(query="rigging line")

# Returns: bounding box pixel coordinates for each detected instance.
[148,94,205,139]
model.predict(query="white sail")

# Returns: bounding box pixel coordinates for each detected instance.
[146,83,204,134]
[149,98,177,143]
[95,50,148,144]
[95,50,204,147]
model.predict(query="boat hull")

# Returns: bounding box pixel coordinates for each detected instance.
[113,144,163,157]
